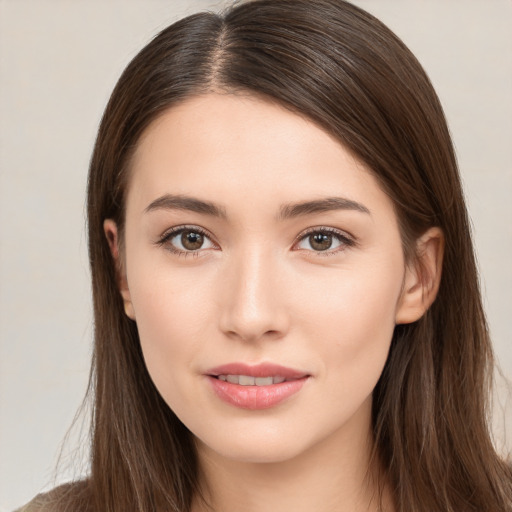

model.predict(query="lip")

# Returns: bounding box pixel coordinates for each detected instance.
[205,362,310,410]
[206,362,309,379]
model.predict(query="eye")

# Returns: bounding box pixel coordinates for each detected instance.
[157,225,216,256]
[294,227,355,255]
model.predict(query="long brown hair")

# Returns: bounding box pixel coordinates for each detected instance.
[35,0,512,510]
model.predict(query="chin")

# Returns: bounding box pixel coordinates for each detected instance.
[194,426,315,465]
[211,444,308,465]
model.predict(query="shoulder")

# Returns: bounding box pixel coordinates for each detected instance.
[15,480,91,512]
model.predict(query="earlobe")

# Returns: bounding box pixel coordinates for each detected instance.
[395,227,444,325]
[103,219,136,320]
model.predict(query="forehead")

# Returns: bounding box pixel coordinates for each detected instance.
[126,93,394,223]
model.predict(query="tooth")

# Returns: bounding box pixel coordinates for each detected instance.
[255,377,273,386]
[239,375,255,386]
[221,374,288,386]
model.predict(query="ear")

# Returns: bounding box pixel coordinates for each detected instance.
[395,227,444,324]
[103,219,136,320]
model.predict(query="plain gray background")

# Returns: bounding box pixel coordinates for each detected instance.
[1,1,511,510]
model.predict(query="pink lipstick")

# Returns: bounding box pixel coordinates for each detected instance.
[205,363,310,410]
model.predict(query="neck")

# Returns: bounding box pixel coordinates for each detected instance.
[192,400,393,512]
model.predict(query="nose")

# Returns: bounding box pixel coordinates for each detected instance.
[218,246,290,343]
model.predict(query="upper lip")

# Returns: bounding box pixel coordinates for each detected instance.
[206,362,309,379]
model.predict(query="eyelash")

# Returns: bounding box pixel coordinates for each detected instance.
[293,227,356,257]
[156,225,215,259]
[156,225,355,258]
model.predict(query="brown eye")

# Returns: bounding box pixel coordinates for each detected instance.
[295,228,353,254]
[159,226,216,255]
[309,233,333,251]
[181,230,204,250]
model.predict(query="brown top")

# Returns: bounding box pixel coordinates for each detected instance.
[15,480,90,512]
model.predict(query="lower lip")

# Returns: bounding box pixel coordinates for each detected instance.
[207,376,308,410]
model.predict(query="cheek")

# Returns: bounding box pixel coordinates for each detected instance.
[125,255,218,397]
[296,258,402,389]
[299,257,402,334]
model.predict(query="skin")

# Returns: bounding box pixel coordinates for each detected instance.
[105,93,443,512]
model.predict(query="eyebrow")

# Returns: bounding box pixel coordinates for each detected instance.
[277,196,370,220]
[145,194,228,218]
[144,194,370,220]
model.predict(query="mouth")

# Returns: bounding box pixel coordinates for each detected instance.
[205,363,310,410]
[207,362,309,380]
[215,374,289,385]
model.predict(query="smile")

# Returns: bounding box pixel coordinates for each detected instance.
[206,363,310,409]
[216,375,287,385]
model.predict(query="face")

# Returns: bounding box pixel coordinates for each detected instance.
[107,93,429,465]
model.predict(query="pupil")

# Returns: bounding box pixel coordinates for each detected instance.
[182,231,203,250]
[310,233,332,251]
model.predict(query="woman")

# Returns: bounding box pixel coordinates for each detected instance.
[20,0,512,511]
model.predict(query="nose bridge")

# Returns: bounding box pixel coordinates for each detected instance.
[219,242,289,342]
